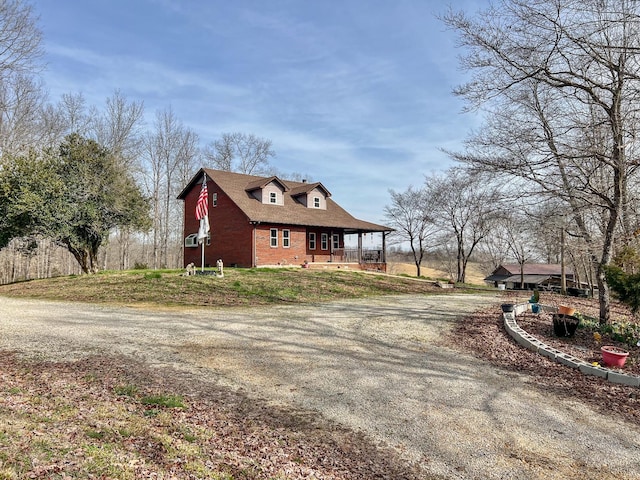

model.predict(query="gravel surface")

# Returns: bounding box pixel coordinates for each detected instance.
[1,293,640,479]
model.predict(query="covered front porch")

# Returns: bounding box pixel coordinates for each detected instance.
[307,230,390,272]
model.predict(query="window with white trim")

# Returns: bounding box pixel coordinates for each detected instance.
[308,232,316,250]
[321,233,328,250]
[212,192,218,206]
[282,229,290,248]
[270,228,278,247]
[269,192,277,204]
[313,196,320,208]
[332,234,339,249]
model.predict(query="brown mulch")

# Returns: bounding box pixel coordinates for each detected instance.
[444,293,640,426]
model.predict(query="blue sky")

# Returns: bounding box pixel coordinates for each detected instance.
[32,0,486,224]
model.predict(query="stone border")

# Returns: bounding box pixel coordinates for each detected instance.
[503,303,640,388]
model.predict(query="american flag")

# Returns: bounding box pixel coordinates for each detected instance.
[195,177,208,220]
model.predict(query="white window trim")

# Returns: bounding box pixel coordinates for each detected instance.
[283,229,290,248]
[313,196,320,208]
[332,234,339,250]
[212,192,218,207]
[321,233,329,250]
[270,228,278,248]
[309,232,316,250]
[269,192,277,204]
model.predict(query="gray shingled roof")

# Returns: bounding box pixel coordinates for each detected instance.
[499,264,574,275]
[178,168,392,233]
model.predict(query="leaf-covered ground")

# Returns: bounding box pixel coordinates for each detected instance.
[0,352,429,480]
[444,293,640,426]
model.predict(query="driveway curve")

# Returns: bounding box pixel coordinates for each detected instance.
[1,293,639,479]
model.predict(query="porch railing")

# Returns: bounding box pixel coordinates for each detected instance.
[341,248,384,263]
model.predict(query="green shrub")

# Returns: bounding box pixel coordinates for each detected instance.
[604,264,640,313]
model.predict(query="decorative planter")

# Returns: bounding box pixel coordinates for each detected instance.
[552,314,579,337]
[558,305,576,316]
[601,345,629,368]
[501,303,514,313]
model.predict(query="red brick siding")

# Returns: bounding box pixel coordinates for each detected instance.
[183,179,253,267]
[255,225,307,266]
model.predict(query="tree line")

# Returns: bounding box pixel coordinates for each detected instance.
[0,1,282,279]
[385,0,640,325]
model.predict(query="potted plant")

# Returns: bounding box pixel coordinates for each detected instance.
[552,313,580,337]
[558,304,576,316]
[529,289,540,313]
[501,303,514,313]
[601,345,629,368]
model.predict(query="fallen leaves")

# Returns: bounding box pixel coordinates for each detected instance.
[445,303,640,426]
[0,352,427,479]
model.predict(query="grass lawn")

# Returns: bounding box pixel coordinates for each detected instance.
[0,267,476,307]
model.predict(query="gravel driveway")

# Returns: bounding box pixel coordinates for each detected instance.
[1,293,639,479]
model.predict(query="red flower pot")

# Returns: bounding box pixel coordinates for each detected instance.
[601,345,629,368]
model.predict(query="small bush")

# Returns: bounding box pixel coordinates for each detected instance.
[143,272,162,280]
[133,262,148,270]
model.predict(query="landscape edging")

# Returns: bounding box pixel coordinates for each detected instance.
[503,304,640,388]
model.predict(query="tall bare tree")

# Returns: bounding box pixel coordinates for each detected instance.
[427,169,502,283]
[203,132,274,175]
[0,73,45,154]
[384,186,438,277]
[443,0,640,324]
[0,0,42,80]
[0,0,43,155]
[142,107,199,269]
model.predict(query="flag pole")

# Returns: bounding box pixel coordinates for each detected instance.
[195,172,210,274]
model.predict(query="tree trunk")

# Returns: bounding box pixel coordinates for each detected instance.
[596,261,611,326]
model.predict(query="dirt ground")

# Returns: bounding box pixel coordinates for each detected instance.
[1,294,639,479]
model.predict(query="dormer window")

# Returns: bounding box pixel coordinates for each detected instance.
[270,192,277,204]
[313,196,320,208]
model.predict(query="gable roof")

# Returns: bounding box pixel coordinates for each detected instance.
[244,175,290,192]
[289,182,331,198]
[178,168,392,233]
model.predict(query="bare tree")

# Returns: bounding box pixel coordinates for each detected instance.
[203,132,274,175]
[427,169,503,283]
[0,0,43,155]
[92,90,144,169]
[442,0,640,324]
[384,186,438,277]
[0,0,42,80]
[142,107,199,269]
[0,73,45,154]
